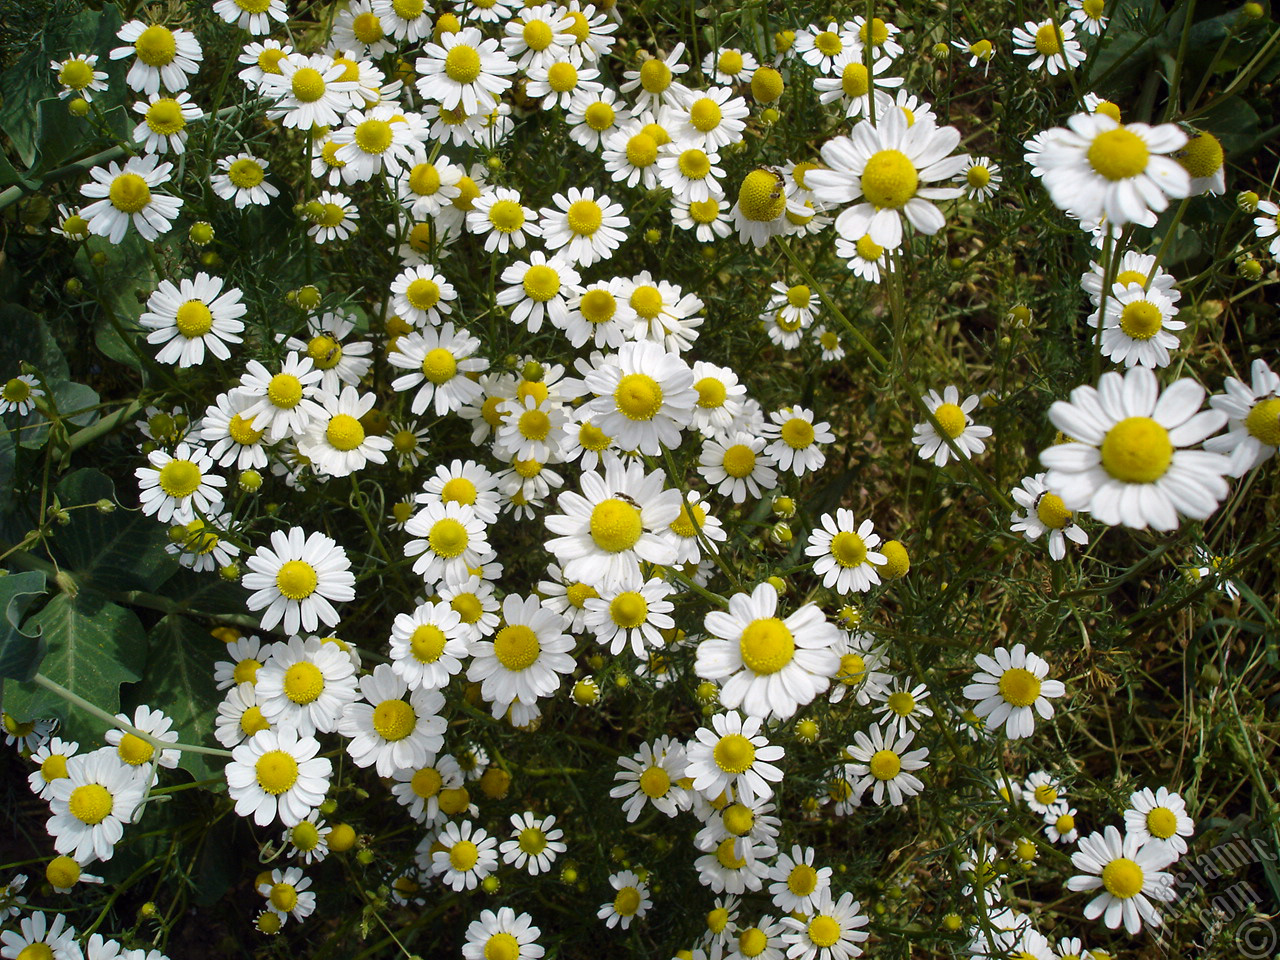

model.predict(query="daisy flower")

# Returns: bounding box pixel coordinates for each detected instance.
[237,37,292,87]
[330,104,419,183]
[135,442,225,524]
[1204,358,1280,476]
[304,190,360,243]
[214,681,270,748]
[657,142,727,204]
[872,677,935,738]
[963,644,1066,739]
[0,374,42,417]
[846,725,929,806]
[813,325,846,361]
[139,272,245,368]
[390,263,457,328]
[732,167,807,247]
[131,90,203,154]
[620,44,691,109]
[213,0,287,33]
[1069,0,1110,35]
[463,907,544,960]
[560,0,618,63]
[51,53,107,101]
[339,663,446,776]
[673,194,732,242]
[835,232,890,283]
[807,108,967,251]
[696,581,840,721]
[397,149,462,220]
[1012,20,1086,74]
[466,594,575,719]
[440,575,501,643]
[242,526,356,635]
[685,361,745,439]
[912,385,992,466]
[686,711,785,805]
[855,14,904,57]
[260,53,359,130]
[1080,249,1181,306]
[1045,802,1080,844]
[562,277,633,349]
[1124,786,1194,856]
[391,755,463,824]
[467,186,541,253]
[669,86,748,151]
[704,47,758,85]
[793,21,857,74]
[46,748,146,863]
[418,459,503,524]
[578,341,696,455]
[79,155,183,244]
[610,736,689,822]
[598,870,651,929]
[0,912,79,960]
[372,0,433,41]
[699,433,777,503]
[417,26,517,114]
[958,156,1002,202]
[200,390,268,470]
[211,152,279,208]
[110,20,202,95]
[0,874,26,921]
[829,630,891,705]
[1010,473,1090,560]
[602,118,666,189]
[500,811,567,875]
[254,634,359,737]
[1089,282,1184,368]
[237,354,325,442]
[813,50,903,120]
[1032,112,1190,226]
[567,87,630,150]
[283,312,375,393]
[1067,825,1176,933]
[213,635,265,690]
[526,58,602,110]
[727,916,787,960]
[225,727,332,828]
[1040,366,1231,530]
[27,737,79,801]
[779,890,869,960]
[953,37,995,74]
[584,575,676,658]
[502,3,574,69]
[387,323,489,416]
[104,704,179,771]
[388,600,468,692]
[257,865,315,924]
[696,836,773,895]
[768,845,832,916]
[388,419,431,470]
[433,820,499,891]
[544,454,681,588]
[621,271,705,353]
[538,187,629,267]
[1024,770,1065,813]
[1252,198,1280,256]
[497,252,581,334]
[764,406,832,477]
[403,500,491,586]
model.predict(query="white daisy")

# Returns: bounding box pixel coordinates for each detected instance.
[846,725,929,806]
[339,663,447,776]
[963,644,1066,740]
[1069,0,1110,34]
[610,736,689,822]
[466,594,575,719]
[813,49,902,120]
[1080,250,1181,307]
[46,748,146,863]
[620,43,691,109]
[104,704,179,771]
[140,272,245,368]
[620,271,705,353]
[1040,366,1231,530]
[1067,825,1176,933]
[432,820,499,891]
[259,53,359,130]
[439,575,501,643]
[793,21,857,74]
[254,635,359,737]
[538,187,630,267]
[79,155,183,244]
[403,500,491,586]
[417,27,517,114]
[768,845,832,916]
[213,0,288,34]
[703,46,758,85]
[584,575,676,658]
[1044,802,1080,844]
[110,20,202,95]
[135,441,225,524]
[200,390,268,470]
[388,600,469,691]
[214,681,270,748]
[779,889,869,960]
[51,53,108,101]
[391,754,463,824]
[669,85,748,151]
[673,194,733,242]
[911,385,992,466]
[1089,282,1184,368]
[237,354,325,443]
[829,631,891,705]
[258,865,315,923]
[601,116,666,190]
[0,912,79,960]
[598,870,651,929]
[225,727,331,828]
[372,0,433,41]
[282,312,375,394]
[462,907,544,960]
[131,90,203,155]
[304,190,360,243]
[0,375,43,417]
[211,152,280,208]
[1010,473,1090,560]
[298,386,392,478]
[27,738,79,801]
[1123,786,1194,857]
[1012,19,1086,75]
[686,711,785,805]
[388,323,489,416]
[958,155,1002,202]
[499,811,567,875]
[1204,358,1280,476]
[657,141,726,204]
[242,527,356,635]
[567,86,630,151]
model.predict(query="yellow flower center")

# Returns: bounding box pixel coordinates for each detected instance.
[1036,493,1073,529]
[1034,22,1063,55]
[689,97,722,132]
[613,886,642,916]
[228,157,265,189]
[572,290,614,327]
[275,560,318,600]
[428,517,469,558]
[233,658,261,685]
[411,766,443,798]
[781,417,815,448]
[721,443,756,478]
[517,265,558,304]
[861,149,918,210]
[999,667,1043,707]
[1088,128,1150,181]
[316,202,347,227]
[239,706,269,736]
[494,623,541,671]
[352,11,384,43]
[445,45,482,84]
[1033,784,1059,806]
[1179,133,1223,178]
[483,933,519,960]
[869,749,901,780]
[135,25,177,66]
[117,733,154,765]
[518,410,551,441]
[830,530,868,567]
[667,501,705,539]
[145,98,185,136]
[303,336,340,370]
[372,698,417,741]
[1245,397,1280,445]
[228,413,264,445]
[717,50,744,75]
[256,750,300,794]
[693,378,726,410]
[158,458,202,498]
[589,498,643,553]
[59,59,95,89]
[838,652,866,686]
[451,592,483,623]
[677,148,711,180]
[932,402,967,438]
[851,235,883,264]
[420,347,458,385]
[41,754,69,781]
[614,373,664,421]
[109,172,152,214]
[688,198,720,224]
[814,31,842,56]
[408,623,447,663]
[1101,857,1145,898]
[517,826,547,855]
[487,198,525,232]
[547,62,578,93]
[46,855,80,889]
[722,802,754,836]
[788,862,819,895]
[886,690,916,716]
[639,58,671,93]
[402,279,440,313]
[1119,300,1163,339]
[967,165,992,188]
[584,100,615,130]
[291,67,327,102]
[289,821,320,852]
[969,39,994,60]
[566,198,603,236]
[325,413,365,451]
[713,733,756,773]
[171,301,219,344]
[514,457,543,478]
[1147,806,1178,839]
[578,420,612,451]
[738,169,787,222]
[638,764,671,798]
[808,914,841,947]
[1100,416,1173,483]
[267,372,304,409]
[522,19,554,50]
[453,175,480,210]
[739,928,767,958]
[609,591,648,628]
[266,882,296,914]
[716,836,746,869]
[841,61,869,98]
[68,783,112,824]
[1056,812,1076,833]
[1083,0,1106,18]
[625,132,659,168]
[354,119,393,154]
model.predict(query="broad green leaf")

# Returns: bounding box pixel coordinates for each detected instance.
[0,570,47,681]
[2,589,147,745]
[53,468,178,594]
[138,616,226,781]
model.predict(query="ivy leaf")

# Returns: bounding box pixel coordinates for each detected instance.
[0,570,48,681]
[137,616,225,781]
[1,589,147,745]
